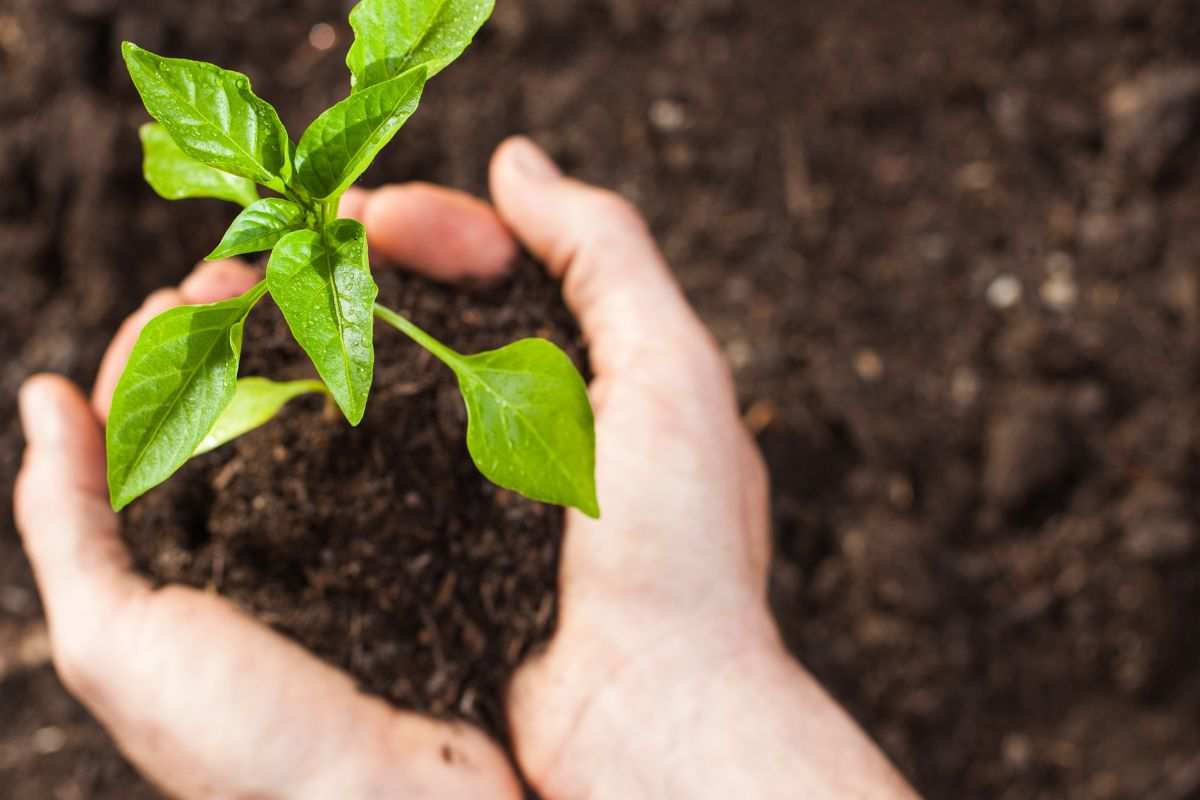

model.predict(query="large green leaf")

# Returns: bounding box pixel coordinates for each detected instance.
[374,306,599,517]
[195,377,327,455]
[106,282,268,511]
[207,199,308,260]
[139,123,260,207]
[293,66,427,200]
[346,0,494,91]
[122,42,291,191]
[267,221,378,425]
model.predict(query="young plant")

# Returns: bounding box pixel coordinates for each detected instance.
[107,0,599,518]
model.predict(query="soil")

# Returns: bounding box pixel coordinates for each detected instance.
[125,263,580,746]
[4,1,1200,799]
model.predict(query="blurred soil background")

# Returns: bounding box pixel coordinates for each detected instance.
[4,0,1200,798]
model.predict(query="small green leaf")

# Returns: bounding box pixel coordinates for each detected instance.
[107,282,268,511]
[346,0,494,91]
[293,66,427,200]
[374,305,599,516]
[207,199,307,261]
[267,221,378,425]
[122,42,291,191]
[195,377,327,455]
[456,340,599,517]
[139,123,260,207]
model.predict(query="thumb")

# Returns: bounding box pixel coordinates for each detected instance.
[14,375,146,671]
[489,136,711,379]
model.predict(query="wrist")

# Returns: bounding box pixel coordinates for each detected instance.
[691,640,919,800]
[561,625,917,800]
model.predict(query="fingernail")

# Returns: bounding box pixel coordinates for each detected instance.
[509,137,561,181]
[19,379,65,445]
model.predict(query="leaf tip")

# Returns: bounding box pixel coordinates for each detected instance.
[577,493,601,520]
[108,483,132,513]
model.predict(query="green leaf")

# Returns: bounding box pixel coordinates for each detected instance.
[374,305,599,517]
[207,199,308,260]
[293,66,427,200]
[122,42,291,191]
[346,0,494,91]
[457,340,599,517]
[106,282,268,511]
[267,221,378,425]
[139,123,260,207]
[195,377,327,456]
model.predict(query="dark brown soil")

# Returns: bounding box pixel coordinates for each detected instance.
[6,1,1200,798]
[124,263,580,745]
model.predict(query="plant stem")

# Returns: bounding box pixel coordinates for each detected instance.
[373,303,464,369]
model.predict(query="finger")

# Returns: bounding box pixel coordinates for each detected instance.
[91,260,260,421]
[14,376,148,675]
[339,187,370,221]
[178,258,261,305]
[489,136,712,378]
[92,287,183,420]
[349,183,516,282]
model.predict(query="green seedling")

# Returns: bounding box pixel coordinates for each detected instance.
[106,0,599,518]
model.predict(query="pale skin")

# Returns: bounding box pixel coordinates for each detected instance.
[14,137,919,799]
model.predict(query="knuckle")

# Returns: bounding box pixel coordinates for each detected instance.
[681,329,736,393]
[583,188,646,233]
[50,623,101,698]
[141,287,179,311]
[119,289,177,334]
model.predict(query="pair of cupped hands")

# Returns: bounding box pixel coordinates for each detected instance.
[14,138,916,799]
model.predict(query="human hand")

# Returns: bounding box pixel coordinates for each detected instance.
[15,212,522,798]
[485,138,918,799]
[15,137,917,799]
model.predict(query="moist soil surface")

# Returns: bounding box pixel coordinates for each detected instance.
[5,1,1200,798]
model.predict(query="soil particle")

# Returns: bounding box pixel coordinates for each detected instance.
[983,392,1076,515]
[1107,67,1200,179]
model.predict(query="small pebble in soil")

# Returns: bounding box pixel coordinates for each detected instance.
[983,404,1073,511]
[31,726,67,755]
[987,274,1022,309]
[1041,272,1078,311]
[308,23,336,51]
[950,367,980,407]
[1002,732,1033,769]
[649,98,687,132]
[853,349,884,382]
[725,338,753,370]
[0,14,23,54]
[743,399,778,434]
[887,475,915,510]
[1106,67,1200,178]
[956,161,996,192]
